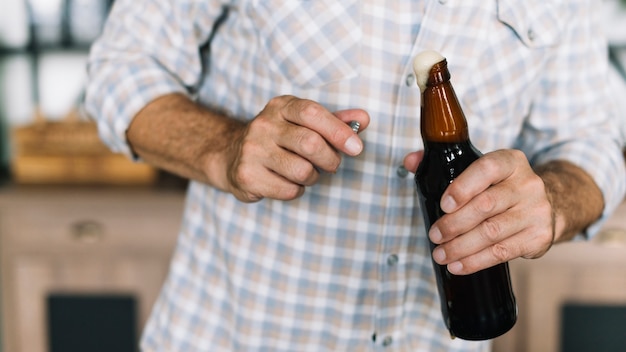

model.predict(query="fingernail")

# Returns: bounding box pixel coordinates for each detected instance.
[432,247,446,263]
[448,261,463,274]
[441,195,456,213]
[430,226,442,243]
[344,135,363,155]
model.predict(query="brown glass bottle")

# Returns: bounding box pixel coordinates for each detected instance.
[414,58,517,340]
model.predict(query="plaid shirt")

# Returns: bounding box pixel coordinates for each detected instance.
[85,0,625,350]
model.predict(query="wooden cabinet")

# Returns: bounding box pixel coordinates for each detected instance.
[0,187,184,352]
[494,201,626,352]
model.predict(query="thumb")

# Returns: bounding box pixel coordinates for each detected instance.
[403,150,424,173]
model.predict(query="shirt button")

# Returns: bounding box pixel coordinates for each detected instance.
[396,165,409,178]
[405,73,415,87]
[382,336,393,347]
[527,29,536,41]
[387,254,399,266]
[438,0,447,4]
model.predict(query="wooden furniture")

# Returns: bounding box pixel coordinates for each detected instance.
[0,187,184,352]
[11,117,157,185]
[494,201,626,352]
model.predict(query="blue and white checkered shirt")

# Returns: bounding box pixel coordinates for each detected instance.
[85,0,626,350]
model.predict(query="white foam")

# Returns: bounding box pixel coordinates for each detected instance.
[412,50,445,93]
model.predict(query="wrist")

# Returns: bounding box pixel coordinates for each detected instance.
[535,160,604,243]
[201,129,241,193]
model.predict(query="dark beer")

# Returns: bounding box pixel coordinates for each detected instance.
[414,55,517,340]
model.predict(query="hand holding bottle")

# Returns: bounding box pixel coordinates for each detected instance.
[405,148,555,276]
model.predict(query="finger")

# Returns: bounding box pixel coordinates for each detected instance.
[445,225,554,275]
[403,150,424,173]
[276,124,343,173]
[431,207,527,265]
[266,146,320,186]
[430,181,517,243]
[333,109,371,132]
[440,149,526,213]
[230,161,305,202]
[257,169,306,201]
[228,139,307,201]
[282,99,366,156]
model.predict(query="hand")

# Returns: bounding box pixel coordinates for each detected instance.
[404,149,555,275]
[225,95,370,202]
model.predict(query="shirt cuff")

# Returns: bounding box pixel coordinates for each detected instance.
[85,60,189,160]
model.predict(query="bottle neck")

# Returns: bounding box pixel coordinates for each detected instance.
[420,60,470,144]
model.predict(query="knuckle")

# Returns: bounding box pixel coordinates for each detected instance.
[298,131,325,157]
[479,217,502,243]
[238,192,262,203]
[281,185,305,200]
[490,242,510,263]
[474,192,497,215]
[476,155,500,176]
[239,139,262,160]
[538,227,555,251]
[267,96,280,106]
[510,149,527,163]
[298,100,324,119]
[522,235,552,259]
[267,95,290,108]
[249,114,273,134]
[232,164,255,189]
[292,163,315,184]
[527,172,546,190]
[329,127,349,146]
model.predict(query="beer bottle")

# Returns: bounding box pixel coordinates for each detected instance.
[413,51,517,340]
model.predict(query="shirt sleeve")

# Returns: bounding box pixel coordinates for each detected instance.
[515,0,626,238]
[84,0,228,158]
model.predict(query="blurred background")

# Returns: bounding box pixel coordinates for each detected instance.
[0,1,185,352]
[0,0,114,183]
[0,1,625,352]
